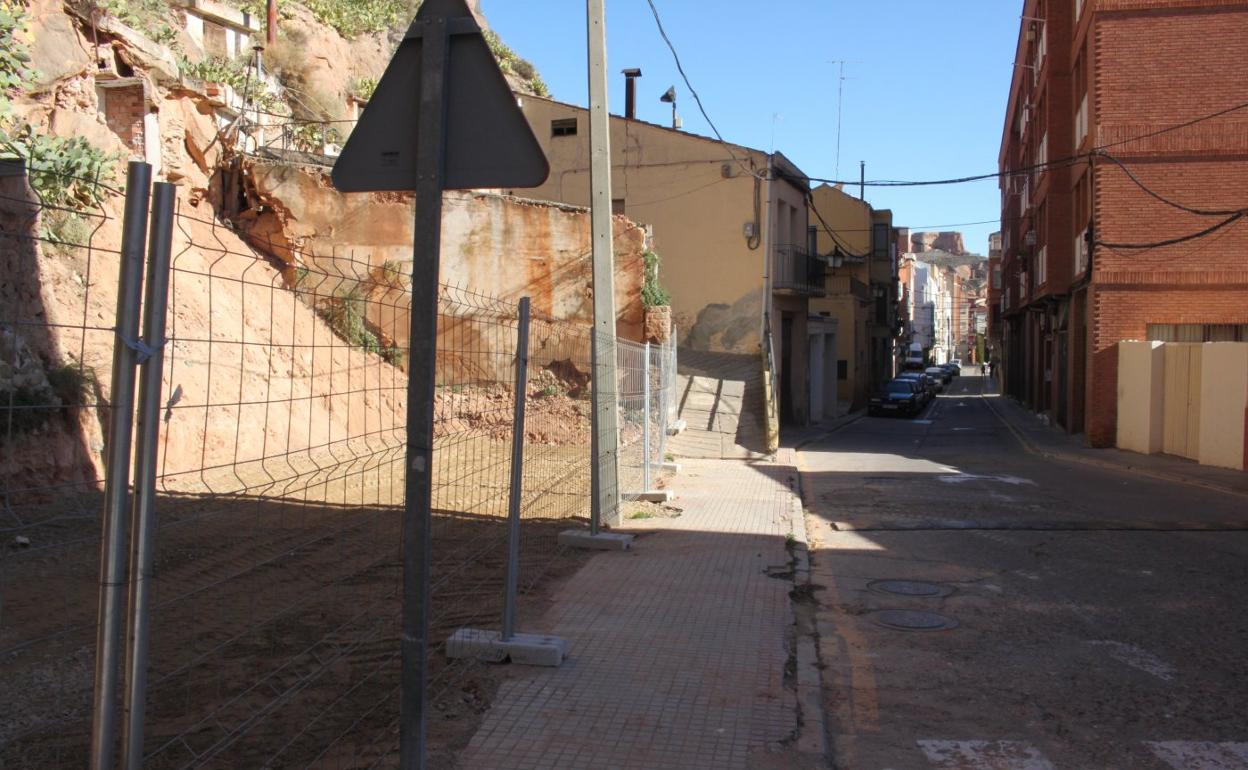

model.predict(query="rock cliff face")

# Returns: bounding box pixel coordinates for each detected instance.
[911,231,968,256]
[0,0,623,492]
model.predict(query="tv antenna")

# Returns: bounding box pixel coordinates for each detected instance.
[829,59,860,180]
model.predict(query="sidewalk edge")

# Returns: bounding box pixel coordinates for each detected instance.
[982,396,1248,500]
[786,470,831,762]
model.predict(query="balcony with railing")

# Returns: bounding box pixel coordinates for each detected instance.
[772,245,826,297]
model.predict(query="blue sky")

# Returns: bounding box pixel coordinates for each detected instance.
[484,0,1022,255]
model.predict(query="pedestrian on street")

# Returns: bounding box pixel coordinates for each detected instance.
[989,361,996,379]
[981,361,987,376]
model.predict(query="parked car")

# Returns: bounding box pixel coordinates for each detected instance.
[941,363,960,379]
[896,372,936,405]
[925,366,950,389]
[950,358,963,370]
[869,379,923,417]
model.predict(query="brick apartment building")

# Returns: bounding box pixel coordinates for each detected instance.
[996,0,1248,446]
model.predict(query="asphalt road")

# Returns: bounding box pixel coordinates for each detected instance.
[798,371,1248,770]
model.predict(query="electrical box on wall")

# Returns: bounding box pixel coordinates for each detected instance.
[743,222,756,239]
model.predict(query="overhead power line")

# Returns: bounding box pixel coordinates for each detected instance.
[1096,151,1244,217]
[643,0,761,179]
[797,99,1248,189]
[1094,211,1246,251]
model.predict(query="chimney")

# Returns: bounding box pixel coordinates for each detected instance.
[622,68,642,120]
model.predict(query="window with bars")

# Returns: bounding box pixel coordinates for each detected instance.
[1146,324,1248,343]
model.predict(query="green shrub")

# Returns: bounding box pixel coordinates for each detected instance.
[288,120,341,153]
[181,55,249,90]
[641,249,671,308]
[0,360,95,436]
[483,29,548,97]
[318,284,403,365]
[0,123,118,209]
[300,0,411,38]
[0,0,38,116]
[95,0,180,50]
[42,209,94,251]
[351,77,379,102]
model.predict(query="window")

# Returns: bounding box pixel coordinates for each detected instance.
[1073,50,1088,145]
[992,265,1002,290]
[872,223,889,259]
[1075,229,1089,275]
[551,118,577,137]
[611,198,625,216]
[837,360,848,380]
[1036,245,1048,286]
[807,225,819,255]
[1147,324,1248,342]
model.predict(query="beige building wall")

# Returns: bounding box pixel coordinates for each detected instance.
[512,96,804,356]
[1162,344,1203,460]
[1116,341,1165,455]
[809,184,872,407]
[512,96,814,424]
[1198,342,1248,470]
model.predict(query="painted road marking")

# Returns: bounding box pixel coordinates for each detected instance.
[1147,742,1248,769]
[1089,640,1178,682]
[918,740,1056,769]
[937,474,1037,486]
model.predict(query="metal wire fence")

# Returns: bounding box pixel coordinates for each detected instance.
[0,158,679,768]
[615,334,678,502]
[0,157,633,768]
[0,162,126,769]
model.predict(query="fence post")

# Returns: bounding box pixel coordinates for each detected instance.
[120,182,175,770]
[90,160,152,770]
[502,297,531,642]
[642,341,651,493]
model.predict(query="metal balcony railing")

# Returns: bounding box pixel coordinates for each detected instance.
[771,245,826,296]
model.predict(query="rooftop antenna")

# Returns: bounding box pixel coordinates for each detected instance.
[828,59,860,180]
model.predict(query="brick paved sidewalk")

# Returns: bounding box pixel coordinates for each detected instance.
[459,458,806,770]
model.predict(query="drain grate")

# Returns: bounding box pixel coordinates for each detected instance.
[868,580,954,598]
[868,609,959,632]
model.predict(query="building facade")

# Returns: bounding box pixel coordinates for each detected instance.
[511,95,822,432]
[998,0,1248,445]
[807,184,899,410]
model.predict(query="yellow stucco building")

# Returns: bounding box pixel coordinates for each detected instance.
[808,184,899,410]
[507,95,831,445]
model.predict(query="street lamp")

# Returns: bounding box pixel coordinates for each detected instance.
[660,86,680,130]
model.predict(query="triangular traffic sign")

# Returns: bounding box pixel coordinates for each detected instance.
[331,0,549,192]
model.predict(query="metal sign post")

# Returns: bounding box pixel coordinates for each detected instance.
[331,1,548,765]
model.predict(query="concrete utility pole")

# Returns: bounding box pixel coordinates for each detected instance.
[586,0,621,533]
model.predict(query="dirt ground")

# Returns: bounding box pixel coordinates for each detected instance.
[0,430,595,769]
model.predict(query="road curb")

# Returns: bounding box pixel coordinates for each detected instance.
[785,462,831,762]
[792,410,867,452]
[981,396,1248,500]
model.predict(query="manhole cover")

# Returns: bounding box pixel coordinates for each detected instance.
[868,609,959,632]
[868,580,954,598]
